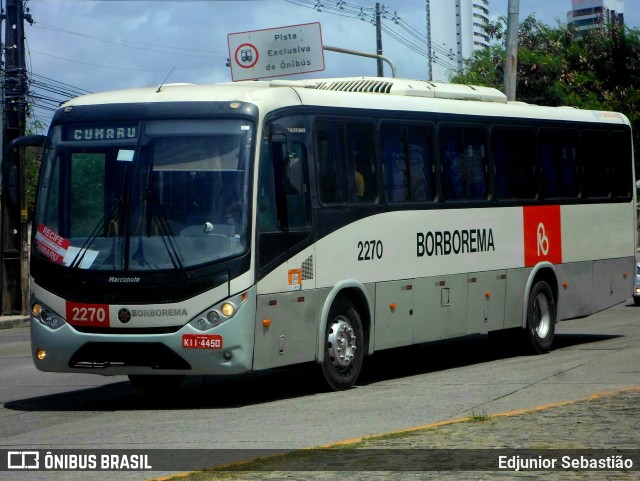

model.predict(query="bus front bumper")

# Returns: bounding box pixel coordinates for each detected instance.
[30,297,256,377]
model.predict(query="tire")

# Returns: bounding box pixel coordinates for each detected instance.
[525,281,556,354]
[320,298,365,391]
[633,297,640,307]
[128,375,185,394]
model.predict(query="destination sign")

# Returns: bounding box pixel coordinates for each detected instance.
[63,125,138,142]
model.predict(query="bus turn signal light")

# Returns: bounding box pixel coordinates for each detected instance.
[262,319,271,328]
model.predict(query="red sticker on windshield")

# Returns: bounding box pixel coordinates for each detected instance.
[35,224,70,264]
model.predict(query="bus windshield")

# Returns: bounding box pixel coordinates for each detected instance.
[34,119,254,271]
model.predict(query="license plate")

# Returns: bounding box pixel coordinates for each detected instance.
[182,334,223,349]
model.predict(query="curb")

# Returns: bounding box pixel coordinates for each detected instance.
[0,316,29,330]
[148,385,640,481]
[320,385,640,449]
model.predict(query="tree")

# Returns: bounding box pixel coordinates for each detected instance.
[25,118,47,218]
[451,15,640,174]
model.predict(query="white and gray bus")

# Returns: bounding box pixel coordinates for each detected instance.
[29,77,636,391]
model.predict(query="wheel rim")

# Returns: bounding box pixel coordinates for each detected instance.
[327,315,357,370]
[533,292,551,339]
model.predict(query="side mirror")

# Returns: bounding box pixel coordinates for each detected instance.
[2,134,46,205]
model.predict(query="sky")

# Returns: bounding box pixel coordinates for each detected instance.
[22,0,640,130]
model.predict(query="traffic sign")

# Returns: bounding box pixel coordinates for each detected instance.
[227,23,325,81]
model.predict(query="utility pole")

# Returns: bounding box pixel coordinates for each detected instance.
[426,0,432,81]
[375,3,384,77]
[503,0,519,101]
[1,0,30,315]
[4,0,27,142]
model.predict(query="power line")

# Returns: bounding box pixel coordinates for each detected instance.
[29,49,211,72]
[23,31,92,131]
[284,0,463,74]
[33,22,226,60]
[22,13,224,129]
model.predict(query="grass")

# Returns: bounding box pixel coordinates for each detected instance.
[468,410,491,422]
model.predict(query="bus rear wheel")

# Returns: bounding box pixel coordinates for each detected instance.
[525,281,556,354]
[128,375,185,394]
[320,298,364,391]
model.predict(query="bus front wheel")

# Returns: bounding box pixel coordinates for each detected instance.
[525,281,556,354]
[320,298,364,391]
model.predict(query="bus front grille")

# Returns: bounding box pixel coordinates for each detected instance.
[47,280,217,305]
[71,326,182,335]
[68,342,191,370]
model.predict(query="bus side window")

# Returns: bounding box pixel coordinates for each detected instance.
[407,126,434,201]
[286,143,310,228]
[580,129,610,198]
[381,122,434,203]
[381,123,408,202]
[257,139,310,231]
[348,123,377,203]
[440,125,488,201]
[316,121,346,204]
[316,119,376,204]
[539,128,578,199]
[492,127,537,200]
[610,130,633,199]
[257,139,278,230]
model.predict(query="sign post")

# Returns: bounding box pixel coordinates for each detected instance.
[227,23,325,81]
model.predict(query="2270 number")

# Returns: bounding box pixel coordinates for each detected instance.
[66,302,110,327]
[357,240,383,261]
[71,306,107,323]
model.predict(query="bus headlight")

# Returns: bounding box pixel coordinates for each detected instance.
[207,311,220,324]
[189,291,248,331]
[31,301,66,330]
[221,303,235,317]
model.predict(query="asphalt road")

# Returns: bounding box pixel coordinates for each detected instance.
[1,299,639,481]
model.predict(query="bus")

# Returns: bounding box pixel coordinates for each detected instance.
[29,77,636,392]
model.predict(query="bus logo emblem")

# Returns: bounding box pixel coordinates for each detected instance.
[523,206,562,267]
[537,223,550,256]
[118,308,132,323]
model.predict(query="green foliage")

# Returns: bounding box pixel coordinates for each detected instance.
[451,15,640,173]
[25,146,42,217]
[25,118,47,218]
[468,410,491,422]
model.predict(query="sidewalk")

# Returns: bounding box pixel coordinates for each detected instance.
[0,315,28,330]
[156,387,640,480]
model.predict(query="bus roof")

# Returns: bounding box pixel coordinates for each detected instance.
[62,77,630,126]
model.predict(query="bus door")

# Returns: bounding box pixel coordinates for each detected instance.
[254,122,315,369]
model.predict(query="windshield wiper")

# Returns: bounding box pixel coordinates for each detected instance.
[136,189,188,276]
[69,197,123,269]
